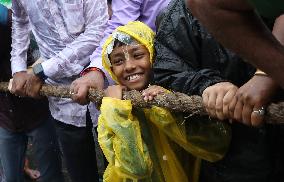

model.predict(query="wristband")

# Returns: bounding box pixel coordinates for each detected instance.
[254,70,267,76]
[33,63,48,81]
[80,67,105,77]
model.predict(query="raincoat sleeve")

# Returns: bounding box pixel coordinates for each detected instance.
[98,97,153,180]
[144,106,231,162]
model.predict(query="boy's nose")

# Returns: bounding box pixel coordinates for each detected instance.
[124,59,136,71]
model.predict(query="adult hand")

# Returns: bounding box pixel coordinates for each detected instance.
[202,82,238,120]
[229,75,279,127]
[70,71,105,105]
[104,85,126,99]
[25,73,44,98]
[10,71,29,97]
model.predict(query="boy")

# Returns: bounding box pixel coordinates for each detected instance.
[97,21,231,182]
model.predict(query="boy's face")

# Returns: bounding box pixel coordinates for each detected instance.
[110,44,151,91]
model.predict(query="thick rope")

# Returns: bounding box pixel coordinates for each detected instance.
[0,82,283,124]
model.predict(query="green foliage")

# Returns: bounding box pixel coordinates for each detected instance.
[0,0,11,8]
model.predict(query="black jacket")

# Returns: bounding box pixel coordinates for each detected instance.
[153,0,255,96]
[153,0,284,181]
[0,19,49,132]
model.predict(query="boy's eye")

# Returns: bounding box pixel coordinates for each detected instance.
[134,53,145,59]
[112,58,124,66]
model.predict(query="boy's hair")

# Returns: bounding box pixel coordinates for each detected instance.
[113,39,126,48]
[108,39,126,64]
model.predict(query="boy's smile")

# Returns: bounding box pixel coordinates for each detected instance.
[110,44,151,91]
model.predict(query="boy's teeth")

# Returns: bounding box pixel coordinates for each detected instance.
[128,74,140,81]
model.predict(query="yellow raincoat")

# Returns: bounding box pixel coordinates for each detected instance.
[98,21,231,182]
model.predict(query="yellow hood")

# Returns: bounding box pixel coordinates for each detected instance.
[102,21,155,83]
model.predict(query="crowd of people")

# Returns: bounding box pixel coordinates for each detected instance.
[1,0,284,182]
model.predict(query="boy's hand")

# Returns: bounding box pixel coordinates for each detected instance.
[104,85,126,99]
[142,85,166,101]
[202,82,238,120]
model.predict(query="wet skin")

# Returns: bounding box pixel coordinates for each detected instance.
[110,44,151,91]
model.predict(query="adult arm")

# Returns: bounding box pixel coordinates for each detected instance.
[228,15,284,126]
[187,0,284,88]
[273,15,284,44]
[40,0,108,80]
[10,0,30,74]
[10,0,32,97]
[12,0,108,98]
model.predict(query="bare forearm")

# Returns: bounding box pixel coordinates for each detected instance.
[273,15,284,45]
[188,0,284,88]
